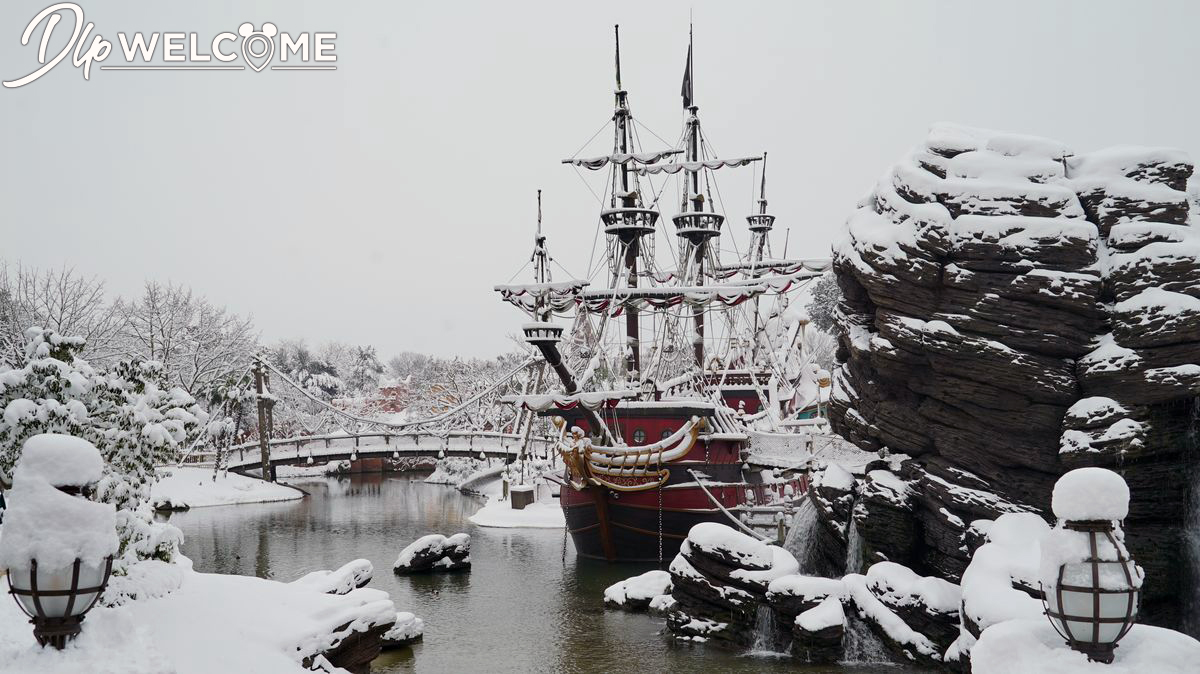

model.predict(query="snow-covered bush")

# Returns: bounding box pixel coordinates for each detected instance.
[0,328,207,578]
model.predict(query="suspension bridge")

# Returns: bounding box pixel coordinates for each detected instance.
[184,354,560,481]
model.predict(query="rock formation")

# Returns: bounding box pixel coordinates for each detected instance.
[663,523,798,647]
[828,123,1200,630]
[393,533,471,574]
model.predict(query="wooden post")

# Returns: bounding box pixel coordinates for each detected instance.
[253,357,275,483]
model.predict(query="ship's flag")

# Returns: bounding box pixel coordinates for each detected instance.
[680,33,693,108]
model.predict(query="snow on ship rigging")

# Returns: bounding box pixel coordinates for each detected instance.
[494,25,831,562]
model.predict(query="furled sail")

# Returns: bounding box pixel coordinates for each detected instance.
[712,258,832,280]
[579,284,768,312]
[634,156,761,175]
[562,150,682,170]
[494,280,588,313]
[501,390,637,411]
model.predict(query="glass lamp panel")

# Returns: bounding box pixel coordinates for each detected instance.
[9,561,106,617]
[1060,587,1096,620]
[1097,621,1125,643]
[1064,619,1095,640]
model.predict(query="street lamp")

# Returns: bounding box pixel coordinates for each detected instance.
[1,434,117,649]
[1040,467,1141,664]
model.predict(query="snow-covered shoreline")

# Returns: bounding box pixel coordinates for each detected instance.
[151,467,304,509]
[0,557,400,674]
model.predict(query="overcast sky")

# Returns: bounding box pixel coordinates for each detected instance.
[3,1,1198,359]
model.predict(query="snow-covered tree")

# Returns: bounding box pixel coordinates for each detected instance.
[346,345,383,395]
[0,327,97,483]
[120,281,257,398]
[805,271,841,333]
[271,339,344,400]
[0,328,207,575]
[0,264,125,368]
[92,358,207,570]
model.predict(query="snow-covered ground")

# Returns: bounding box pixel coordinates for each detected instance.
[0,557,397,674]
[151,467,303,509]
[971,618,1200,674]
[425,457,566,529]
[468,496,565,528]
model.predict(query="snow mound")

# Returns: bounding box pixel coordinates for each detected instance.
[12,433,105,486]
[151,467,303,509]
[817,462,855,491]
[797,595,846,632]
[1051,467,1129,521]
[382,611,424,646]
[767,574,847,601]
[291,559,374,595]
[971,618,1200,674]
[954,512,1050,658]
[604,570,672,608]
[686,522,772,569]
[0,472,118,573]
[468,497,564,529]
[866,561,960,614]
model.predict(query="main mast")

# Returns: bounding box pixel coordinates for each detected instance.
[672,25,723,367]
[601,25,660,379]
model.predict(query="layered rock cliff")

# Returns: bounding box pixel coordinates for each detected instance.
[828,124,1200,629]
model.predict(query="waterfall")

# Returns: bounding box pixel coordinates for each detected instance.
[783,497,822,575]
[840,615,892,664]
[1185,397,1200,637]
[747,604,788,656]
[844,518,863,575]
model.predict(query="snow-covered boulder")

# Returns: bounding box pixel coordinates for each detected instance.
[949,512,1050,664]
[393,533,471,574]
[381,611,425,649]
[292,559,374,595]
[793,595,847,663]
[603,569,672,611]
[664,523,799,648]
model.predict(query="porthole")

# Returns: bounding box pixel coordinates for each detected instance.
[661,429,673,441]
[633,429,646,444]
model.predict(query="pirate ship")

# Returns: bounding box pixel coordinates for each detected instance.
[495,26,831,562]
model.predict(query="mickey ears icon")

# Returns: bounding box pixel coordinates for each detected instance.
[238,22,277,38]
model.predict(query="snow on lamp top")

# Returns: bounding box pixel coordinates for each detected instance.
[0,436,117,572]
[13,433,105,487]
[1050,467,1130,522]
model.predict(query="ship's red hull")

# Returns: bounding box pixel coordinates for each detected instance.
[552,403,807,562]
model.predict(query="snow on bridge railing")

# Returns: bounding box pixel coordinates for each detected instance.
[189,429,556,467]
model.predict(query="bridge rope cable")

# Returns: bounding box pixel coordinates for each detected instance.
[256,354,540,435]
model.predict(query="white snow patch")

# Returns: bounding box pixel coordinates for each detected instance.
[603,570,672,607]
[151,467,303,509]
[1051,467,1129,521]
[971,618,1200,674]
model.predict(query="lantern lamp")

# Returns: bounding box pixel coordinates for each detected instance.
[1039,467,1141,664]
[1,434,117,649]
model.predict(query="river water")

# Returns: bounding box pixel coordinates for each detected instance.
[169,473,912,673]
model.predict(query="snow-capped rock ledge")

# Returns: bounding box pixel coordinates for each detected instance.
[664,523,798,647]
[828,123,1200,625]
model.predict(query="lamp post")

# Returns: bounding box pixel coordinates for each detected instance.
[1040,467,1142,664]
[1,434,117,649]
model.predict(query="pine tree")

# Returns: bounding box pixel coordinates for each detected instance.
[805,272,842,333]
[0,329,208,578]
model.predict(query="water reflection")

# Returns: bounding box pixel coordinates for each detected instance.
[169,473,917,673]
